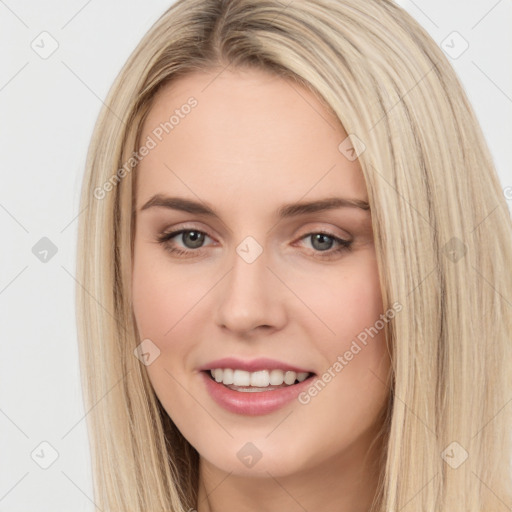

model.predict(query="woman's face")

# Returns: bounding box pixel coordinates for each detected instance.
[132,68,391,478]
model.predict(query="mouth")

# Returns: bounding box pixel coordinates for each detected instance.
[200,367,317,415]
[203,368,317,392]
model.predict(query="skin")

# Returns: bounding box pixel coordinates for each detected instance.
[132,67,392,512]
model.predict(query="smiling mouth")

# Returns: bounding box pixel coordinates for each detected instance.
[203,368,316,392]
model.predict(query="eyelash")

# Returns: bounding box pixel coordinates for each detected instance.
[156,227,353,260]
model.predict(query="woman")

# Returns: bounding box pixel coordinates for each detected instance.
[76,0,512,510]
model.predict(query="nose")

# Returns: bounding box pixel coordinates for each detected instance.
[214,246,288,336]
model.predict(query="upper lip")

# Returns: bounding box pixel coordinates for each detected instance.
[198,357,314,374]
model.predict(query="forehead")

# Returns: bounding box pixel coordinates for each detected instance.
[136,68,367,210]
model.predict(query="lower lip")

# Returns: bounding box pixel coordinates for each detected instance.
[200,371,315,416]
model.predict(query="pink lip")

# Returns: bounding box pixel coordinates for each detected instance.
[198,357,313,373]
[200,371,316,416]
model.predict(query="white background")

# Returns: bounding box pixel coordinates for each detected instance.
[1,1,511,510]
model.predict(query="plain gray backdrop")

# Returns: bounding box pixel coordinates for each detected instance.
[1,1,511,510]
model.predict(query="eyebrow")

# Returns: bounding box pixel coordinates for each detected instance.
[139,194,370,218]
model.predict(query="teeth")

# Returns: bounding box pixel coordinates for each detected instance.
[209,368,311,387]
[269,369,284,386]
[222,368,234,385]
[250,370,269,387]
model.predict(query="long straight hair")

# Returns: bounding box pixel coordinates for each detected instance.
[76,0,512,510]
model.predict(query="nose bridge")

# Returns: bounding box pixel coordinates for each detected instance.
[215,237,286,334]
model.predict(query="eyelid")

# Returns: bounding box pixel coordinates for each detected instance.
[157,222,351,244]
[158,222,217,239]
[292,222,353,247]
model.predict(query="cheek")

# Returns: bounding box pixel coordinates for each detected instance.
[131,246,201,339]
[131,250,192,411]
[305,252,389,400]
[343,258,384,333]
[300,252,384,341]
[132,253,167,338]
[131,245,208,390]
[338,257,387,366]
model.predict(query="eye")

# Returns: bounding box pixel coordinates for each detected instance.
[156,228,214,257]
[297,231,353,259]
[156,228,353,259]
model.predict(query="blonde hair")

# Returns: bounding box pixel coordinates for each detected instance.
[76,0,512,510]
